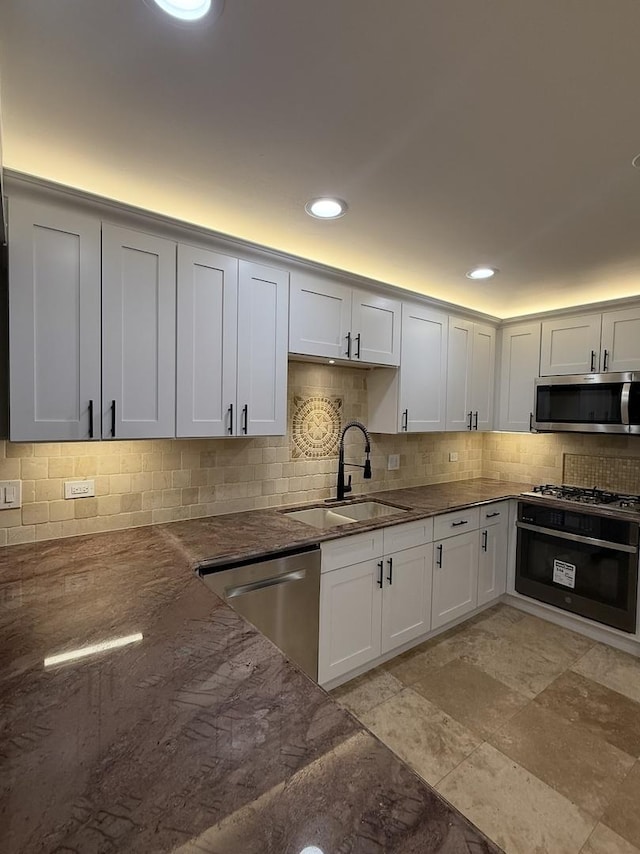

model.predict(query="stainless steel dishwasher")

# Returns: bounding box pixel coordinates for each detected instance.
[200,544,321,680]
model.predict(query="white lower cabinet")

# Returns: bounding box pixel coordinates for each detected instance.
[318,520,433,685]
[478,507,509,606]
[432,529,479,630]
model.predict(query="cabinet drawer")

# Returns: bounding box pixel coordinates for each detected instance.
[433,507,480,540]
[383,517,434,553]
[481,501,509,527]
[321,529,384,572]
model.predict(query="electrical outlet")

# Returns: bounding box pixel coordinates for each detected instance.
[64,480,95,499]
[387,454,400,471]
[449,452,459,462]
[0,480,22,510]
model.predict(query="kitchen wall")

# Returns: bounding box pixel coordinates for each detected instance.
[0,362,483,548]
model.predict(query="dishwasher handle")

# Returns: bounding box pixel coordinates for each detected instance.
[225,569,307,599]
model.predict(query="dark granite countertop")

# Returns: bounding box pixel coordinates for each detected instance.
[0,479,519,853]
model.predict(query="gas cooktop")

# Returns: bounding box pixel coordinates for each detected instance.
[524,484,640,514]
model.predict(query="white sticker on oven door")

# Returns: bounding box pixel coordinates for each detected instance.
[553,559,576,588]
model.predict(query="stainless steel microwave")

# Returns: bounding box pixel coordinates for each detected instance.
[533,372,640,434]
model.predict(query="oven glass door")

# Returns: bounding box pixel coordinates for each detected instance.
[516,525,638,632]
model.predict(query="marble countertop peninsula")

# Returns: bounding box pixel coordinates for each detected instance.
[0,479,520,853]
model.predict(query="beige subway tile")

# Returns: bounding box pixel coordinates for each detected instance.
[130,472,153,492]
[74,456,98,477]
[33,443,61,457]
[35,479,63,502]
[98,495,122,516]
[0,529,7,547]
[7,526,35,545]
[21,457,49,480]
[197,486,216,504]
[0,509,22,528]
[181,487,198,506]
[94,476,110,496]
[200,451,217,468]
[189,469,208,487]
[48,457,75,478]
[130,511,153,528]
[163,452,182,471]
[121,493,142,513]
[22,502,49,525]
[152,471,172,490]
[20,480,36,505]
[120,454,142,474]
[96,455,120,475]
[49,500,75,522]
[152,506,191,524]
[75,498,98,519]
[0,458,21,479]
[142,491,163,511]
[143,453,163,472]
[181,452,201,470]
[109,474,131,494]
[35,522,64,542]
[162,489,182,508]
[172,469,190,488]
[7,442,34,458]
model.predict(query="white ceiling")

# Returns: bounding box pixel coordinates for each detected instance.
[2,0,640,318]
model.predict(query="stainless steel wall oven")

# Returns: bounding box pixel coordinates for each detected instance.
[516,501,639,633]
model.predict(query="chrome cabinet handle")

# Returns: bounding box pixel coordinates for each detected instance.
[345,332,352,358]
[436,544,443,568]
[603,349,609,372]
[402,409,408,431]
[377,560,384,588]
[452,520,468,527]
[387,557,393,585]
[590,350,596,372]
[227,403,234,435]
[482,530,488,551]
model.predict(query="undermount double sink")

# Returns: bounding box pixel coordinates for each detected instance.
[283,501,408,530]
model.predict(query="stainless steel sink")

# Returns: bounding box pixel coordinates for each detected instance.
[283,507,360,529]
[283,501,408,529]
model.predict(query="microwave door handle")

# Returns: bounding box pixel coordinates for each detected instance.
[621,382,631,426]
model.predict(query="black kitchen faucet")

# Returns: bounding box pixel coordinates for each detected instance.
[336,420,372,501]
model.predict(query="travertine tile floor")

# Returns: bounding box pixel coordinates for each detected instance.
[331,604,640,854]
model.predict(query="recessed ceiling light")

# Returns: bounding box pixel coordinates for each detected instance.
[466,266,498,280]
[328,359,336,365]
[305,198,348,219]
[152,0,212,20]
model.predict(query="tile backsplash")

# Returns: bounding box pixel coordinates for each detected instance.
[0,363,483,548]
[3,361,640,548]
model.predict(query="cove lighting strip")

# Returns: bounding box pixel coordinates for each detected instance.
[44,632,143,668]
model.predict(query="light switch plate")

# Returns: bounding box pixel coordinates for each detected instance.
[449,452,459,462]
[64,480,95,499]
[387,454,400,471]
[0,480,22,510]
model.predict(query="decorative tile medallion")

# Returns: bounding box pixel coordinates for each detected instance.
[291,395,342,459]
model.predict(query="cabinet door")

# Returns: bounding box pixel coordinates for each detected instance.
[497,322,541,432]
[446,316,474,430]
[9,198,101,441]
[236,261,289,436]
[540,314,602,375]
[399,303,448,431]
[351,289,401,366]
[470,323,496,431]
[381,545,432,655]
[478,520,508,606]
[289,270,351,359]
[318,559,383,685]
[600,308,640,373]
[176,246,238,437]
[102,225,176,439]
[432,530,479,630]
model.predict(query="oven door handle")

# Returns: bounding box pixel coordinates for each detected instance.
[516,521,638,554]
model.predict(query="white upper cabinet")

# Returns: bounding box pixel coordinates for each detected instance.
[497,322,541,432]
[289,271,400,365]
[368,302,448,433]
[236,261,289,436]
[540,313,602,375]
[600,307,640,373]
[9,198,101,442]
[102,225,177,439]
[176,246,238,438]
[446,317,495,431]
